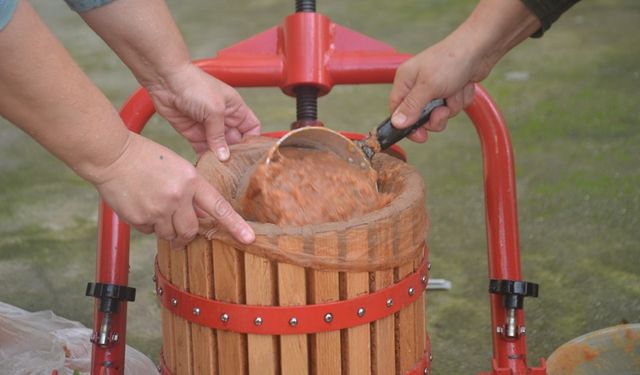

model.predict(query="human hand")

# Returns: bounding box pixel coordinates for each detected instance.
[92,132,255,248]
[389,40,479,143]
[146,63,261,159]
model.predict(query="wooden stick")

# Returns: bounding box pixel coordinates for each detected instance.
[170,245,194,374]
[187,237,218,374]
[309,232,341,375]
[278,235,309,375]
[245,252,278,375]
[213,240,247,375]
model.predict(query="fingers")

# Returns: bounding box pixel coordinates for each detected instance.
[202,106,230,161]
[170,202,199,250]
[193,176,255,244]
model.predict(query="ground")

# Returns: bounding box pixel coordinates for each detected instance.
[0,0,638,374]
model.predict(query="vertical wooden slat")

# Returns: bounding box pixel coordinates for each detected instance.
[278,235,309,375]
[213,240,247,375]
[344,227,372,375]
[170,246,193,375]
[309,232,341,375]
[187,237,218,374]
[397,261,417,374]
[158,240,175,373]
[371,224,395,375]
[245,253,278,375]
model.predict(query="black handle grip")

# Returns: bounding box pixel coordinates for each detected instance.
[376,99,446,150]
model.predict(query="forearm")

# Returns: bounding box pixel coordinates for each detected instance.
[0,0,129,183]
[78,0,191,88]
[451,0,542,81]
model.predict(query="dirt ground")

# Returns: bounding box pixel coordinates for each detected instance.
[0,0,638,373]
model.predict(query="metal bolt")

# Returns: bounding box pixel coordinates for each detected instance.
[421,275,428,285]
[357,307,366,317]
[427,262,432,271]
[324,313,333,323]
[423,368,429,375]
[429,352,433,362]
[111,333,119,343]
[157,287,163,296]
[408,287,415,296]
[496,326,504,335]
[220,313,229,323]
[171,298,178,307]
[519,326,527,335]
[192,307,200,316]
[386,298,394,308]
[289,317,298,327]
[254,317,263,326]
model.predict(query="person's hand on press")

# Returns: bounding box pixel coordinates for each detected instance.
[145,63,261,159]
[92,133,255,249]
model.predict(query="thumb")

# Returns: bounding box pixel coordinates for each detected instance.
[390,88,435,130]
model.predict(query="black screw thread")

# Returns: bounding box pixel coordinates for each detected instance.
[295,86,318,121]
[295,0,316,12]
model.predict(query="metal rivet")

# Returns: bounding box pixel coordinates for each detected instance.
[386,298,394,308]
[408,287,415,296]
[111,333,119,343]
[357,307,366,317]
[289,317,298,327]
[421,275,428,285]
[254,317,263,326]
[423,368,429,375]
[171,298,178,307]
[429,352,433,361]
[324,313,333,323]
[427,262,432,271]
[192,307,200,316]
[496,326,504,335]
[519,326,527,335]
[220,313,229,323]
[157,287,163,296]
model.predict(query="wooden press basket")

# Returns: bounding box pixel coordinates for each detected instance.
[155,138,431,375]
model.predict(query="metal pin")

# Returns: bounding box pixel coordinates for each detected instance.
[254,317,263,326]
[408,287,415,296]
[324,313,333,323]
[357,307,366,317]
[192,307,200,316]
[171,298,178,307]
[289,317,298,327]
[220,313,229,323]
[386,298,394,308]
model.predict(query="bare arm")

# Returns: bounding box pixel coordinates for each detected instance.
[390,0,542,141]
[0,0,254,247]
[78,0,261,158]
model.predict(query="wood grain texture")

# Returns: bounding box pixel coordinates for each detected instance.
[371,224,395,375]
[158,240,176,373]
[170,245,194,375]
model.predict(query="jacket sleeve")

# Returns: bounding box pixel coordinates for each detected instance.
[521,0,582,37]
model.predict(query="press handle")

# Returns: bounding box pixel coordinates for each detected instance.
[376,98,446,150]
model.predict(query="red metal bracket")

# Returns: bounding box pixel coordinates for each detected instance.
[155,253,428,335]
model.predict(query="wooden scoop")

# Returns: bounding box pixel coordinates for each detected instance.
[266,99,445,170]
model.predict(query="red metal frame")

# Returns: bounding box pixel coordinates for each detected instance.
[90,9,546,375]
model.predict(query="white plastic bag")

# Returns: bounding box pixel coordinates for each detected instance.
[0,301,157,375]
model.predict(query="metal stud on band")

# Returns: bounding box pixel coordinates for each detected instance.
[157,287,163,296]
[171,298,178,307]
[192,307,200,316]
[408,287,415,296]
[254,317,263,326]
[220,313,229,323]
[386,298,394,308]
[323,313,333,323]
[289,317,298,327]
[357,307,366,317]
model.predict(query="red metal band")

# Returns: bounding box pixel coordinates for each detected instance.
[160,348,431,375]
[155,255,428,335]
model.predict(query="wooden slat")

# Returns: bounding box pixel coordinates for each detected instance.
[309,232,341,375]
[414,250,427,358]
[245,253,278,375]
[371,224,395,375]
[158,240,176,373]
[278,235,309,375]
[344,227,372,375]
[187,237,218,374]
[213,240,247,375]
[170,245,194,375]
[397,261,417,374]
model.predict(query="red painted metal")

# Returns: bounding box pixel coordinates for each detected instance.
[90,7,546,375]
[155,250,428,335]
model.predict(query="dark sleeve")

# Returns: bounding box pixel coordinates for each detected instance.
[520,0,582,37]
